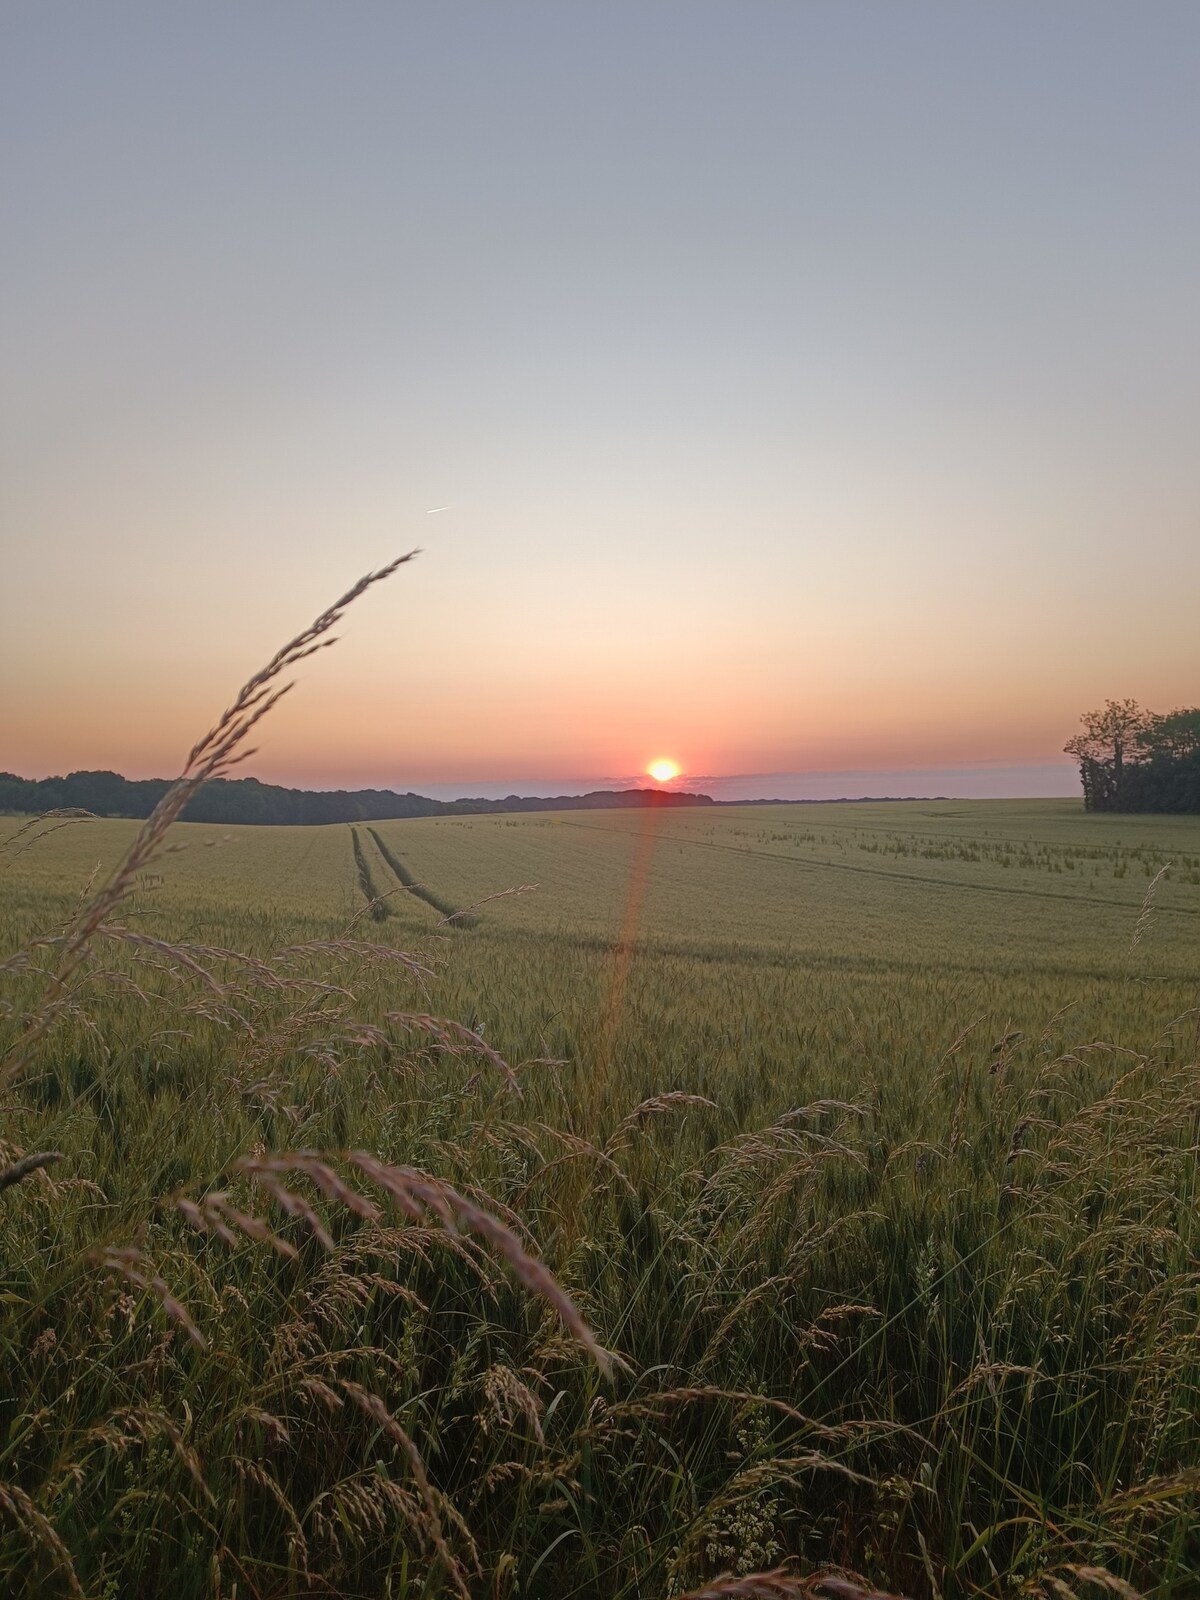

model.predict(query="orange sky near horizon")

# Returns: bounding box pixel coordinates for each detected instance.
[4,529,1193,790]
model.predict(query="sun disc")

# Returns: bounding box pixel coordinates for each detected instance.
[647,758,681,784]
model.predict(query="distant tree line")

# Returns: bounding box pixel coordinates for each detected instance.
[0,770,715,824]
[1065,700,1200,813]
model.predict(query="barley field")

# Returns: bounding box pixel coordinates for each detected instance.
[2,799,1198,1599]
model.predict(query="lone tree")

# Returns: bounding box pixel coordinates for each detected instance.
[1066,699,1200,812]
[1064,698,1148,810]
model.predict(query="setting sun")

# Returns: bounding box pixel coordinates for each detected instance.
[647,758,681,783]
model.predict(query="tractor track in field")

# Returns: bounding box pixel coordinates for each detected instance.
[458,920,1195,984]
[365,827,477,928]
[349,826,392,920]
[556,819,1200,920]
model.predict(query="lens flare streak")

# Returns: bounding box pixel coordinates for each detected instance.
[599,795,668,1081]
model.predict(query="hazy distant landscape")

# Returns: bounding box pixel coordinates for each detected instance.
[0,765,1083,826]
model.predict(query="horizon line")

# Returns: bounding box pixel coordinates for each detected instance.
[4,760,1083,806]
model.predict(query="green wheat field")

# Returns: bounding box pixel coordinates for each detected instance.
[3,799,1199,1598]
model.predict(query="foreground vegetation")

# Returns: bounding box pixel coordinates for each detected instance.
[3,792,1197,1599]
[3,569,1197,1598]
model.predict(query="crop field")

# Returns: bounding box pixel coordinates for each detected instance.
[2,799,1199,1599]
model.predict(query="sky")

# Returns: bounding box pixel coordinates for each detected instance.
[2,3,1197,800]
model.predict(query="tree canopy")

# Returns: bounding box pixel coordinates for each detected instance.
[1065,701,1200,812]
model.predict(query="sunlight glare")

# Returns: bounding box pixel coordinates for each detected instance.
[647,758,681,783]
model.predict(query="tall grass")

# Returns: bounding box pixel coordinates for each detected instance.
[1,566,1197,1598]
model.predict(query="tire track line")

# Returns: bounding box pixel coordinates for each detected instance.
[554,819,1200,920]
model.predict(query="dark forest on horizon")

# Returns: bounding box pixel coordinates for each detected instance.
[0,770,717,825]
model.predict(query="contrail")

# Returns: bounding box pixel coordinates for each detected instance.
[425,505,452,514]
